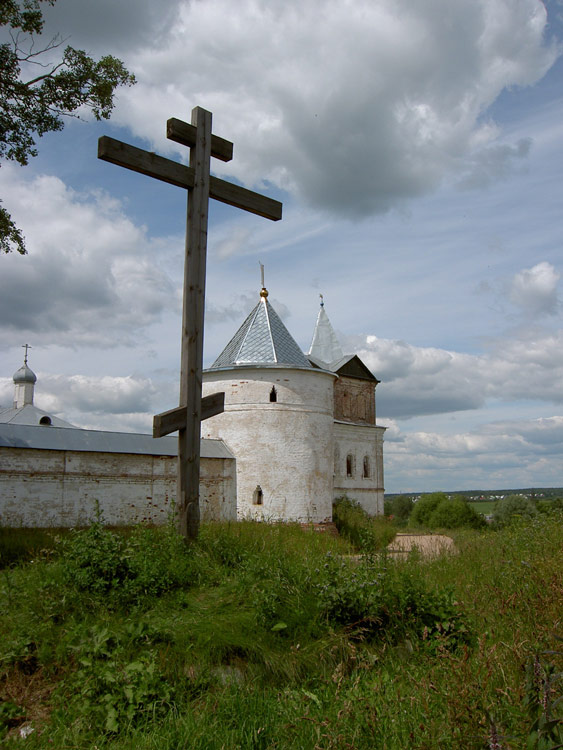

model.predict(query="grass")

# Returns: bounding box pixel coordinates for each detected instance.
[469,500,496,515]
[0,513,562,748]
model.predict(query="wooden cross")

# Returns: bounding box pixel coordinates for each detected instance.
[98,106,282,540]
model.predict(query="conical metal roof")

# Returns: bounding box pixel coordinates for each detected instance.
[210,295,312,369]
[308,301,343,364]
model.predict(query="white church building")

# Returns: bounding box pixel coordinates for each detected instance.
[0,290,384,527]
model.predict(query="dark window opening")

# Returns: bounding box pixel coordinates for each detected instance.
[363,456,370,478]
[253,485,263,505]
[346,454,354,478]
[269,386,277,403]
[39,416,52,425]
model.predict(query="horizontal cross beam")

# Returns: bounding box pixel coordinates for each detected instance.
[153,391,225,438]
[167,118,233,162]
[98,136,282,221]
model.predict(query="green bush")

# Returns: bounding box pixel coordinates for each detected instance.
[384,495,414,524]
[332,497,396,552]
[316,553,471,649]
[493,494,537,527]
[410,492,448,527]
[61,514,193,602]
[57,623,174,734]
[429,497,486,530]
[412,493,485,530]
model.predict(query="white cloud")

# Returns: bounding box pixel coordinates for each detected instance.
[0,166,178,348]
[349,326,563,419]
[382,415,563,491]
[509,261,560,316]
[83,0,559,218]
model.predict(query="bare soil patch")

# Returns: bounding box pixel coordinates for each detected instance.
[387,533,456,559]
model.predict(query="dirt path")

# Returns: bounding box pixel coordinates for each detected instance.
[387,533,456,559]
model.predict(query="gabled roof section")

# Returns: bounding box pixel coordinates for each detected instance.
[0,403,76,428]
[308,354,379,383]
[210,296,312,370]
[308,304,343,363]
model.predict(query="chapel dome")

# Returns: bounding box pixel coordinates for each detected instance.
[13,363,37,384]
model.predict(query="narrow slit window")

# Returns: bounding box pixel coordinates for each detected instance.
[269,386,277,403]
[253,485,263,505]
[363,456,370,478]
[346,454,354,478]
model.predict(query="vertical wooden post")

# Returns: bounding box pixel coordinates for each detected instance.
[178,106,212,540]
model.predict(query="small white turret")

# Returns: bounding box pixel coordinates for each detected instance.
[13,347,37,409]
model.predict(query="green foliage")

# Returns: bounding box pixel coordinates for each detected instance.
[537,497,563,514]
[61,513,192,603]
[316,552,471,649]
[524,647,563,750]
[493,494,538,527]
[428,497,486,530]
[0,0,135,253]
[0,526,61,567]
[0,513,561,747]
[0,700,25,734]
[411,493,486,530]
[410,492,448,527]
[384,495,414,524]
[333,496,396,551]
[57,622,174,734]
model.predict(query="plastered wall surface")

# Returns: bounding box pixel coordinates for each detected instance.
[333,421,385,515]
[203,367,336,522]
[0,448,236,527]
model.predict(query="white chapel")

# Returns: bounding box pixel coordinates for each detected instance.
[0,290,384,527]
[202,286,385,522]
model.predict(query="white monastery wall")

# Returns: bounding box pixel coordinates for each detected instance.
[333,422,385,516]
[203,367,336,522]
[0,448,236,527]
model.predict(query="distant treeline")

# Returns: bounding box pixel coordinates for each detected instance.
[385,487,563,502]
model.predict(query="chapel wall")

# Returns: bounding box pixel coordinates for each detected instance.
[333,422,385,516]
[203,367,336,522]
[0,447,236,527]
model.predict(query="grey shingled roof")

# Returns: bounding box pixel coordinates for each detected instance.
[0,403,75,428]
[0,423,234,459]
[210,297,312,369]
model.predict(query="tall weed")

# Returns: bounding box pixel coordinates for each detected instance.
[333,497,396,551]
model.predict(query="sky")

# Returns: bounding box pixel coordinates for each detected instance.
[1,0,563,494]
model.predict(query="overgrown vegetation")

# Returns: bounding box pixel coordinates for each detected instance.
[332,496,397,550]
[492,494,538,527]
[0,511,561,748]
[409,492,486,530]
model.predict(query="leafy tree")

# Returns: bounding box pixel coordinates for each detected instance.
[384,495,414,523]
[493,494,537,527]
[428,496,485,530]
[411,492,448,527]
[0,0,135,253]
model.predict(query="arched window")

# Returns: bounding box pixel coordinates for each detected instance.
[39,416,52,425]
[269,386,277,403]
[363,456,370,478]
[253,485,263,505]
[346,454,354,478]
